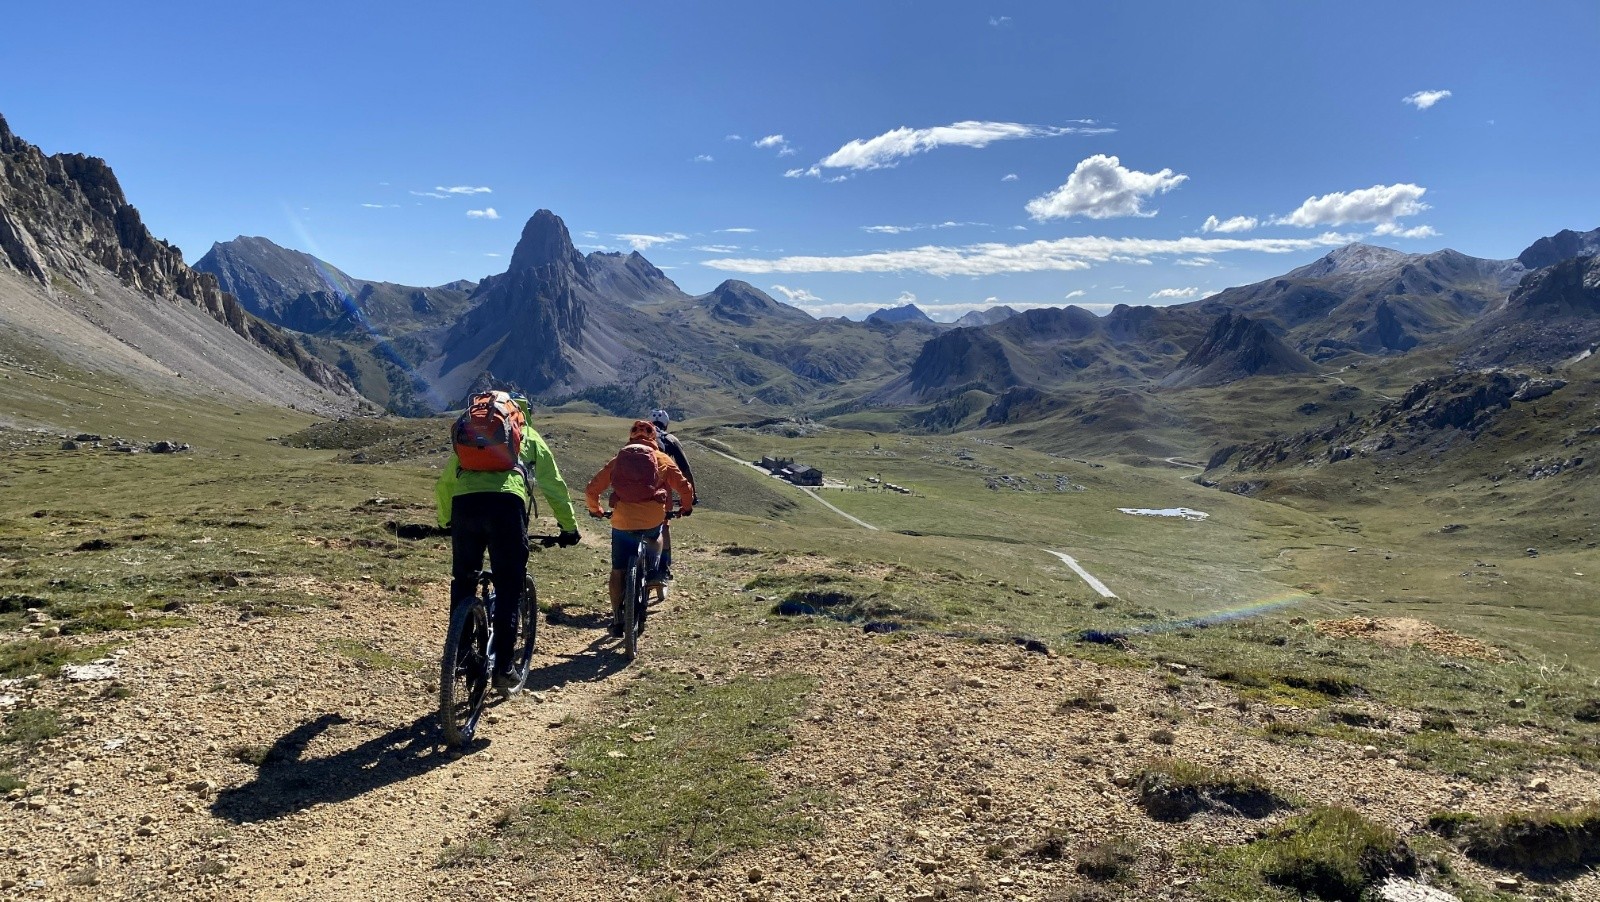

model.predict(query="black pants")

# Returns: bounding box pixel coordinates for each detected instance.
[450,492,528,667]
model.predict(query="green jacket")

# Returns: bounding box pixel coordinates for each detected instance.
[435,425,579,532]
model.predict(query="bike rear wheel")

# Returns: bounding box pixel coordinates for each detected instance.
[623,554,644,661]
[439,600,490,747]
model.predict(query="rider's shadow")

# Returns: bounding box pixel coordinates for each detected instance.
[210,712,450,824]
[523,638,630,693]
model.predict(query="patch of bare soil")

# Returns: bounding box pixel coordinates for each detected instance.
[1315,616,1503,660]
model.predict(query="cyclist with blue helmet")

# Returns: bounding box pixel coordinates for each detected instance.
[648,409,696,583]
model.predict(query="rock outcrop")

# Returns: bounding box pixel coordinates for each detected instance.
[1517,226,1600,270]
[1458,254,1600,367]
[1159,311,1318,389]
[0,114,354,397]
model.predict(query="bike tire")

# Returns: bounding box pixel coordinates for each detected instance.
[505,574,537,694]
[623,555,642,661]
[439,600,490,747]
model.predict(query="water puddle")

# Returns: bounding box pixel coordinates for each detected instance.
[1118,507,1209,521]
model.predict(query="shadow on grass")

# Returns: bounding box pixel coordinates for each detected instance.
[210,712,446,824]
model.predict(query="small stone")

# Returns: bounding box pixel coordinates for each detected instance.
[1493,876,1520,891]
[1362,745,1381,759]
[1528,778,1551,793]
[186,779,216,795]
[135,825,156,837]
[1195,703,1217,714]
[1509,698,1526,709]
[289,857,307,869]
[1111,774,1135,788]
[748,867,763,884]
[1165,663,1188,675]
[915,859,939,874]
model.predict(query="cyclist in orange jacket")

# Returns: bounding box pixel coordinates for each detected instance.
[584,420,693,636]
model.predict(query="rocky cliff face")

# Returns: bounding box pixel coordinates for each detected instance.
[1159,311,1319,389]
[866,303,939,325]
[1458,254,1600,367]
[584,250,689,307]
[1517,227,1600,270]
[0,114,354,396]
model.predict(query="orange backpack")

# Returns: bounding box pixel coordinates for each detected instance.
[452,391,526,472]
[610,443,665,504]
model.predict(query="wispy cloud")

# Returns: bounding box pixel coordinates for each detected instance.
[360,203,399,209]
[724,134,743,141]
[694,244,741,253]
[437,185,492,195]
[1402,89,1452,110]
[1064,289,1086,299]
[693,154,715,163]
[1001,173,1019,182]
[717,227,757,234]
[484,252,501,257]
[466,207,499,219]
[1277,183,1429,227]
[409,190,448,199]
[989,15,1012,26]
[861,221,983,235]
[1150,286,1201,300]
[614,232,688,251]
[1202,215,1257,234]
[1176,257,1217,267]
[754,134,796,156]
[1027,155,1187,221]
[790,120,1114,177]
[1372,222,1440,239]
[769,285,824,305]
[703,232,1358,277]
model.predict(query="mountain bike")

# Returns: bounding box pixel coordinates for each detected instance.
[438,534,561,748]
[600,510,683,661]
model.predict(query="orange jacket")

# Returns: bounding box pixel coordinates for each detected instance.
[586,448,694,530]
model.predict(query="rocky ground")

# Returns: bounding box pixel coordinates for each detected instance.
[4,574,1598,901]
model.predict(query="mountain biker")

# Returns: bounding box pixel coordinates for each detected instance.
[648,408,698,583]
[584,420,693,637]
[436,391,580,688]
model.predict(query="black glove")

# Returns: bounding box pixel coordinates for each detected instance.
[556,529,580,547]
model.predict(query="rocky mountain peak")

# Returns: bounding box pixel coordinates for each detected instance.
[1159,311,1317,389]
[1518,227,1600,270]
[1288,243,1416,280]
[866,303,935,325]
[508,209,587,277]
[701,280,813,324]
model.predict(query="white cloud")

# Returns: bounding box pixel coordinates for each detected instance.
[1026,154,1188,221]
[754,134,796,156]
[466,207,499,219]
[409,190,448,199]
[724,133,743,141]
[896,291,917,304]
[989,15,1012,26]
[693,154,715,163]
[1402,90,1452,110]
[1371,223,1440,239]
[1278,183,1429,227]
[717,227,757,234]
[437,185,492,195]
[1064,290,1086,299]
[1011,225,1028,231]
[694,244,741,253]
[862,221,982,235]
[1150,287,1201,300]
[360,203,399,209]
[702,231,1359,277]
[614,232,688,251]
[769,284,824,305]
[1176,257,1216,267]
[485,253,501,257]
[1202,214,1257,233]
[1001,173,1019,182]
[863,225,914,235]
[798,120,1114,176]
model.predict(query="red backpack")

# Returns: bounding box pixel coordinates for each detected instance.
[452,391,526,472]
[610,443,665,504]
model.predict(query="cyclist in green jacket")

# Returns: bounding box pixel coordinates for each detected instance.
[436,394,579,687]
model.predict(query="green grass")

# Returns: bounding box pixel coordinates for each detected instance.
[495,670,819,871]
[2,706,63,748]
[1134,758,1284,822]
[1461,803,1600,873]
[323,638,425,674]
[1195,806,1416,902]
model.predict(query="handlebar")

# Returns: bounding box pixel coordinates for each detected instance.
[531,534,564,548]
[589,510,685,520]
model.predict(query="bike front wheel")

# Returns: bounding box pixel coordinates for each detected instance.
[439,600,490,747]
[623,556,643,661]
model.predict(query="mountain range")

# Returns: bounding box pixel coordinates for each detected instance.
[4,112,1599,464]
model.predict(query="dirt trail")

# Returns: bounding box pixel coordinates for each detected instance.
[2,584,630,900]
[698,444,879,530]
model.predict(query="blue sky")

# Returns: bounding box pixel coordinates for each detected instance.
[4,1,1597,320]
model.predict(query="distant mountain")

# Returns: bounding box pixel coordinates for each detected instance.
[952,305,1019,328]
[0,114,356,411]
[866,303,938,325]
[1190,242,1520,360]
[1517,227,1600,270]
[194,237,477,336]
[1458,254,1600,368]
[1158,311,1319,389]
[694,280,813,326]
[584,251,690,307]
